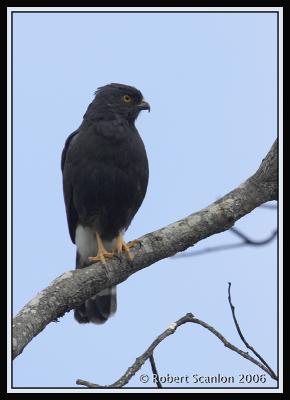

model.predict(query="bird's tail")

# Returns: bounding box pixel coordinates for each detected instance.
[74,286,117,324]
[74,252,117,324]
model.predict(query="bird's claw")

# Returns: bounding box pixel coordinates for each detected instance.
[88,251,114,264]
[114,236,140,260]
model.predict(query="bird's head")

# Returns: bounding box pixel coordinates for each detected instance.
[85,83,150,123]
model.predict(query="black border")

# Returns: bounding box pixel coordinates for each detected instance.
[2,4,8,397]
[10,9,280,391]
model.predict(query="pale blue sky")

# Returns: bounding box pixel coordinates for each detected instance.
[12,11,278,389]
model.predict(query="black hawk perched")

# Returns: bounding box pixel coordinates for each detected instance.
[61,83,150,324]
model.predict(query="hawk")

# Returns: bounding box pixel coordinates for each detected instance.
[61,83,150,324]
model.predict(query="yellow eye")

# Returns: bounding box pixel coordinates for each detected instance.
[123,95,132,103]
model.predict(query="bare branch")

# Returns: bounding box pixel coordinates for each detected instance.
[76,311,278,388]
[230,227,277,245]
[12,140,277,360]
[173,187,277,259]
[227,282,277,379]
[149,354,162,388]
[175,227,277,258]
[77,317,187,388]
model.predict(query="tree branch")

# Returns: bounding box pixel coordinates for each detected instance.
[149,354,162,388]
[12,139,277,360]
[175,227,277,258]
[230,227,277,245]
[227,282,277,378]
[76,311,277,388]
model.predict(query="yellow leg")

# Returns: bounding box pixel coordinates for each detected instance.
[88,233,114,264]
[113,234,140,260]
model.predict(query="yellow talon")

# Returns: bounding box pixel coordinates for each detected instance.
[113,234,140,260]
[88,232,114,264]
[88,252,114,264]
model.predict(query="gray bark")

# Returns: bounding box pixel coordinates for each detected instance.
[12,139,277,360]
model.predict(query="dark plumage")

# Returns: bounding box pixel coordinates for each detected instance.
[61,83,149,324]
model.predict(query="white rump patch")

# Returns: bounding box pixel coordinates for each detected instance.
[75,225,97,264]
[75,225,115,264]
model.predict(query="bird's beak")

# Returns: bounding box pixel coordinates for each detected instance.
[138,99,150,112]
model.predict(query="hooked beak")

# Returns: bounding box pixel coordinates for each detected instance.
[137,99,150,112]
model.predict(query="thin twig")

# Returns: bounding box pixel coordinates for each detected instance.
[227,282,277,380]
[149,354,162,388]
[230,227,277,245]
[174,228,277,258]
[76,311,277,388]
